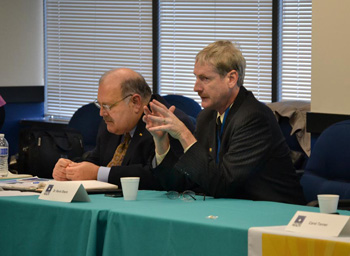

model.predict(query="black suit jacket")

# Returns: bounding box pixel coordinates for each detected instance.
[85,94,195,190]
[153,87,306,204]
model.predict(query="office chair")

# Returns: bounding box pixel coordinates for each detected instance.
[300,120,350,207]
[68,102,102,152]
[163,94,202,125]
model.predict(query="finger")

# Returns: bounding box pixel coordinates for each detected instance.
[147,124,173,132]
[57,158,71,167]
[53,169,67,180]
[169,105,176,113]
[65,167,77,180]
[68,162,79,167]
[149,102,172,117]
[151,99,171,111]
[143,105,152,115]
[146,114,168,125]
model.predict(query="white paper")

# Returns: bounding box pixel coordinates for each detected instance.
[39,180,90,203]
[0,190,39,196]
[285,210,350,237]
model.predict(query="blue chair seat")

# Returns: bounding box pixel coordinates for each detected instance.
[163,95,201,119]
[300,120,350,203]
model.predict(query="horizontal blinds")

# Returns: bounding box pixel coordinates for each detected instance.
[45,0,152,118]
[159,0,273,104]
[281,0,312,101]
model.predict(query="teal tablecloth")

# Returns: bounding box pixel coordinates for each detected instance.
[1,190,348,256]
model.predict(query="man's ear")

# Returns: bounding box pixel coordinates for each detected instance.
[227,70,238,88]
[130,94,142,112]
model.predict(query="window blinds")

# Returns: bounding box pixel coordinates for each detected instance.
[281,0,312,101]
[159,0,273,103]
[45,0,152,118]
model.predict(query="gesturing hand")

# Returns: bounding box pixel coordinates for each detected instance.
[143,99,196,151]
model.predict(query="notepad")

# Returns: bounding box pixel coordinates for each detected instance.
[66,180,119,194]
[0,178,118,194]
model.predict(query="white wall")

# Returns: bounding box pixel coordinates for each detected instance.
[311,0,350,115]
[0,0,44,87]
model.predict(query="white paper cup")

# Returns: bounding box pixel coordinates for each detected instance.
[317,194,339,214]
[120,177,140,200]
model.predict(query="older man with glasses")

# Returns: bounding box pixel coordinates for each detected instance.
[52,68,194,190]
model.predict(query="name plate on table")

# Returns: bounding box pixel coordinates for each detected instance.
[39,180,90,203]
[286,211,350,237]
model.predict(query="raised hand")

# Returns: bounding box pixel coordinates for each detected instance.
[143,99,196,151]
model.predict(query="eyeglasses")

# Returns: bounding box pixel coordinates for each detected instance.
[166,190,206,201]
[94,94,133,111]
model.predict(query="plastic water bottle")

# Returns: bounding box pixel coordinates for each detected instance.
[0,133,9,177]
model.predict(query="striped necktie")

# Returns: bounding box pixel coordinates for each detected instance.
[107,133,131,167]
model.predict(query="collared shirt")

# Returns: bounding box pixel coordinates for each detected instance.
[97,127,136,182]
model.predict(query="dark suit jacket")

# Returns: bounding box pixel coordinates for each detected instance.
[153,86,306,204]
[85,94,195,190]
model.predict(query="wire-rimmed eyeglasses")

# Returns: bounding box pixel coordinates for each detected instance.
[94,94,133,111]
[166,190,206,201]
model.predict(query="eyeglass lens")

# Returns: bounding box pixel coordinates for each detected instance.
[166,190,200,201]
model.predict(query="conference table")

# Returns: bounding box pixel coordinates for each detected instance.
[0,190,349,256]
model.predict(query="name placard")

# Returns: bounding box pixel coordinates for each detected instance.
[39,180,90,203]
[286,211,350,237]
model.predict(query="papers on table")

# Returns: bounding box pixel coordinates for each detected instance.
[0,190,39,197]
[0,171,32,180]
[0,177,49,192]
[0,177,119,194]
[70,180,119,193]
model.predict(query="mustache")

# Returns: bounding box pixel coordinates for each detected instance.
[104,117,114,122]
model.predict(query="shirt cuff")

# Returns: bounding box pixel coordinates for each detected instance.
[184,141,196,153]
[97,166,111,182]
[156,146,170,165]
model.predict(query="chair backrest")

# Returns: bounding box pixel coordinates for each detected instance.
[68,103,102,152]
[163,94,202,121]
[300,120,350,203]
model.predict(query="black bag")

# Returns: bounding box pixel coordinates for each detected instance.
[18,127,84,178]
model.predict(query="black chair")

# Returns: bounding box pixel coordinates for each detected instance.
[163,94,202,125]
[68,103,102,152]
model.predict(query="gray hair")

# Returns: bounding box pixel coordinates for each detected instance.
[99,68,152,102]
[196,40,246,87]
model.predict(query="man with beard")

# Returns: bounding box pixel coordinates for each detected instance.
[52,68,194,190]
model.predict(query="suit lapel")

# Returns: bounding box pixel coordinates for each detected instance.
[122,116,148,165]
[207,111,217,162]
[216,86,248,160]
[223,86,248,130]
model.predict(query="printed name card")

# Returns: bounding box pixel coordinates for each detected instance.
[39,180,90,203]
[286,211,350,237]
